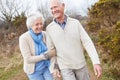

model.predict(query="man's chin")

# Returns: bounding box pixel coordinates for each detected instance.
[54,15,60,18]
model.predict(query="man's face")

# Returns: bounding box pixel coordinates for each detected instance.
[50,0,64,19]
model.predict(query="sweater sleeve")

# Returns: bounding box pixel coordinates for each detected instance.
[42,31,56,58]
[78,21,100,65]
[19,34,45,64]
[46,29,55,51]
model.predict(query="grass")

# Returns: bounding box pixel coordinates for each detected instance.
[0,51,118,80]
[0,64,22,80]
[0,53,28,80]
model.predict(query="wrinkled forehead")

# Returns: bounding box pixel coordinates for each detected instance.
[49,0,61,7]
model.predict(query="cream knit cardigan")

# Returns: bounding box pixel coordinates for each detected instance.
[46,17,100,73]
[19,31,46,74]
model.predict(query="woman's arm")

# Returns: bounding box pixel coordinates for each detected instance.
[19,35,46,64]
[43,48,56,59]
[26,49,56,63]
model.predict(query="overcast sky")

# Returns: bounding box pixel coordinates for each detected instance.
[0,0,99,18]
[25,0,99,16]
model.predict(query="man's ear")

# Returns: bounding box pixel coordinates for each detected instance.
[62,3,65,7]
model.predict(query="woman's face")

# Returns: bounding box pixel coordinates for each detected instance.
[31,18,43,34]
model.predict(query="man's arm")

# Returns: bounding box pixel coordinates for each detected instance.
[46,29,57,73]
[46,29,61,79]
[78,21,102,78]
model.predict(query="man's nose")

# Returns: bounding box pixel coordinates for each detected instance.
[52,8,56,13]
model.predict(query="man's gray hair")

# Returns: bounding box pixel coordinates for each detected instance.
[49,0,64,4]
[58,0,64,3]
[26,11,45,30]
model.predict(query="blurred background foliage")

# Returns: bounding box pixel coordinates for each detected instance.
[87,0,120,79]
[0,0,120,80]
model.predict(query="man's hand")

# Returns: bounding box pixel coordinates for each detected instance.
[93,64,102,79]
[43,49,56,60]
[53,69,62,79]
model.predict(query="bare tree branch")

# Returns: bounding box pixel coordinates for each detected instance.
[0,0,30,23]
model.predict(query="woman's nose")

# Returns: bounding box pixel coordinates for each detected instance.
[38,25,43,28]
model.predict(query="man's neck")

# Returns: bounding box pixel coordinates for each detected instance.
[56,15,65,24]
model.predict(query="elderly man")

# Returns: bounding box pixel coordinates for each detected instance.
[46,0,102,80]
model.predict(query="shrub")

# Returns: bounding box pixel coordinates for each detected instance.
[87,0,120,79]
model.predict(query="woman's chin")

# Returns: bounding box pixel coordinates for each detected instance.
[35,31,42,34]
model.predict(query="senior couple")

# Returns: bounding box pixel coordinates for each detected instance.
[19,0,102,80]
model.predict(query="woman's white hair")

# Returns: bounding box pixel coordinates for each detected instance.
[26,11,45,30]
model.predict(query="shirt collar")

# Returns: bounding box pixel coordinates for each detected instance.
[54,15,67,25]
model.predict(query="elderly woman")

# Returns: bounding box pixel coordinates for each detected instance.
[19,11,55,80]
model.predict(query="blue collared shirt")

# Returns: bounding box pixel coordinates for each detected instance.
[54,16,67,29]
